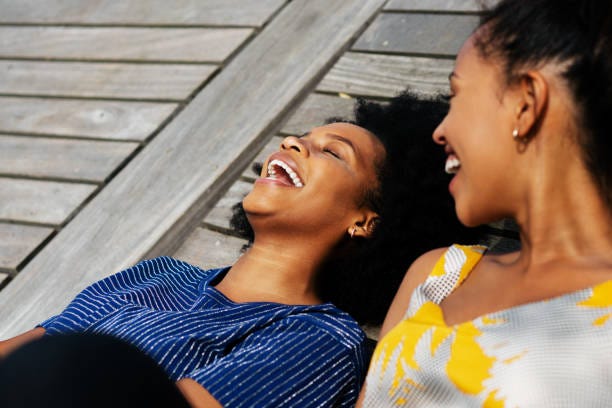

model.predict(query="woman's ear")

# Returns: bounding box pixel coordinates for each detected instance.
[514,70,549,139]
[347,211,380,239]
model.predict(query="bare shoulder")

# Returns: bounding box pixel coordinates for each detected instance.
[176,378,222,408]
[0,327,46,358]
[379,247,448,338]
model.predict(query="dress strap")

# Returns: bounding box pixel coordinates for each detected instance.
[421,244,487,304]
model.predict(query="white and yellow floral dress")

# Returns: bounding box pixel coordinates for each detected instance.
[364,244,612,407]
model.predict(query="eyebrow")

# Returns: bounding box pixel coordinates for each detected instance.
[300,131,358,158]
[326,132,354,148]
[300,131,355,150]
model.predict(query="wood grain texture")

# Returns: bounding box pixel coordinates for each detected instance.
[0,97,176,140]
[384,0,487,12]
[0,0,386,337]
[0,135,138,182]
[281,93,356,136]
[203,180,253,232]
[318,52,453,97]
[0,178,96,225]
[0,0,286,27]
[0,223,53,271]
[353,13,479,56]
[172,227,247,270]
[0,61,216,100]
[0,27,252,63]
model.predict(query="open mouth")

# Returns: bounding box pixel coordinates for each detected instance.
[266,159,304,187]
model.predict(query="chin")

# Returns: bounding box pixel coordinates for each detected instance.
[242,190,272,215]
[455,204,486,228]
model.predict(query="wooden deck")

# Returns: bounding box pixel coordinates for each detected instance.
[0,0,505,338]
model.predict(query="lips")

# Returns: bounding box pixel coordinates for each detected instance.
[263,157,304,187]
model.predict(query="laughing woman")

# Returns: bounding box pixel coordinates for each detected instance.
[360,0,612,406]
[0,92,478,407]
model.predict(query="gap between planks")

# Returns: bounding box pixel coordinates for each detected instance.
[0,0,387,338]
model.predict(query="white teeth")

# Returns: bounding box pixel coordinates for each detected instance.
[267,159,304,187]
[445,156,461,174]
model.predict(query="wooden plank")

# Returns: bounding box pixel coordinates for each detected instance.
[241,135,284,181]
[281,93,356,136]
[172,227,247,270]
[0,178,96,226]
[0,135,139,182]
[203,180,253,232]
[487,234,521,254]
[353,13,479,56]
[0,61,216,100]
[0,97,176,140]
[0,223,54,271]
[0,0,386,337]
[384,0,486,12]
[489,218,519,233]
[317,52,453,97]
[0,27,252,63]
[0,0,286,27]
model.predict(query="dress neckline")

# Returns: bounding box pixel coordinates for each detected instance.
[429,245,612,327]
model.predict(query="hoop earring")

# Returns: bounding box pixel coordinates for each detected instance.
[512,128,519,139]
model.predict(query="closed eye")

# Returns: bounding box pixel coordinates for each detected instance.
[323,147,341,159]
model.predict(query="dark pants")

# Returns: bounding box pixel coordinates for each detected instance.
[0,333,190,407]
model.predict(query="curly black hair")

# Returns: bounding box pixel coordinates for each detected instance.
[231,91,484,325]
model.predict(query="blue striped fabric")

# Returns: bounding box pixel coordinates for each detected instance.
[40,256,367,407]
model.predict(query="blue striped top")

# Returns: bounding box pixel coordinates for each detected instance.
[40,256,367,407]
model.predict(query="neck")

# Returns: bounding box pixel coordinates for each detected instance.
[512,140,612,271]
[215,234,336,305]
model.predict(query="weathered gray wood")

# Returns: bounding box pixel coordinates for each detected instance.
[0,97,176,140]
[0,135,138,182]
[353,13,479,56]
[384,0,486,12]
[0,178,96,225]
[0,61,216,100]
[0,223,53,271]
[318,52,453,97]
[0,0,286,27]
[172,227,247,270]
[241,136,284,181]
[0,0,386,337]
[203,180,253,232]
[0,272,8,286]
[486,234,521,254]
[0,27,252,63]
[281,93,356,136]
[489,218,519,233]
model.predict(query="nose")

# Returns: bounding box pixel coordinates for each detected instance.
[280,135,309,157]
[432,119,447,146]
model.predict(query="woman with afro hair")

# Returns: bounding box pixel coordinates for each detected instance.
[231,90,484,328]
[0,90,481,408]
